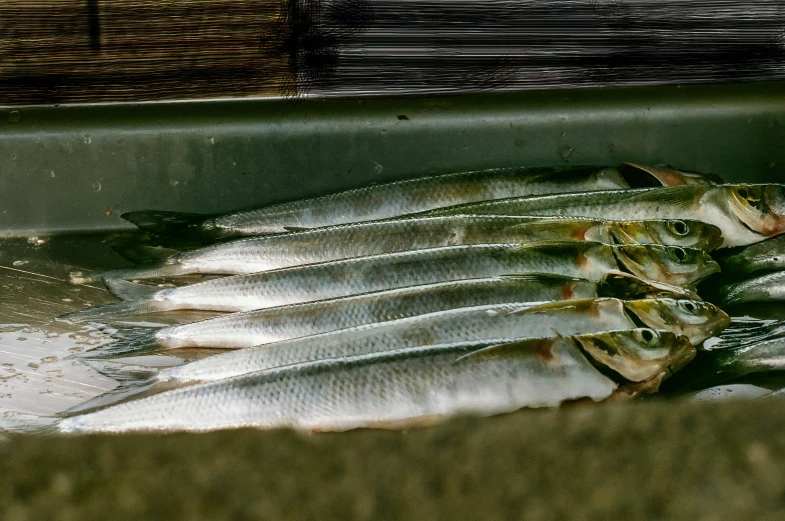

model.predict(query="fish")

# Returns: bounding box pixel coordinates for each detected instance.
[59,242,717,323]
[81,274,601,359]
[717,271,785,307]
[663,323,785,390]
[118,163,705,240]
[423,184,785,248]
[58,329,694,434]
[715,234,785,279]
[71,215,723,283]
[84,282,726,359]
[136,297,713,385]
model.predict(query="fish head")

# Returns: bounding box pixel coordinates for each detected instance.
[610,219,723,251]
[624,163,722,186]
[575,328,696,383]
[726,184,785,241]
[613,245,720,287]
[623,298,731,345]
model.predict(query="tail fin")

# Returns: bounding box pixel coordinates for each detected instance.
[121,210,211,234]
[58,299,169,324]
[62,359,164,414]
[0,411,59,434]
[78,326,163,359]
[109,243,180,266]
[104,279,161,301]
[58,282,170,323]
[70,264,190,285]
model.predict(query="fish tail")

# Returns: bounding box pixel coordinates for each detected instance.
[79,326,163,360]
[121,210,211,235]
[0,411,60,434]
[62,359,162,415]
[74,263,190,284]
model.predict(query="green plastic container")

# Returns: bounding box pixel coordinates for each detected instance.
[3,80,785,236]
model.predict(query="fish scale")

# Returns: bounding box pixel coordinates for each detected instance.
[60,241,718,323]
[426,184,785,247]
[59,338,619,433]
[160,299,637,383]
[76,214,721,283]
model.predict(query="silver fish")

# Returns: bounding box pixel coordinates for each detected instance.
[58,329,693,434]
[716,234,785,279]
[121,165,631,238]
[119,162,709,240]
[83,274,600,358]
[718,270,785,306]
[155,297,711,384]
[85,278,723,360]
[60,242,717,323]
[72,215,722,283]
[425,184,785,248]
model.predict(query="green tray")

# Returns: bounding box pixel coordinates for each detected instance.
[3,80,785,235]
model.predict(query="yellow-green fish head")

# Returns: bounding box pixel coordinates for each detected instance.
[623,298,731,345]
[613,245,720,287]
[726,184,785,240]
[575,328,695,383]
[611,219,723,251]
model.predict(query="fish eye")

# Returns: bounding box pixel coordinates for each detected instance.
[679,301,698,313]
[670,220,689,236]
[669,247,688,262]
[636,328,657,344]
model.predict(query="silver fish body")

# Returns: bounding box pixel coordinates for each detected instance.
[122,166,631,238]
[63,241,707,323]
[425,184,785,248]
[716,234,785,279]
[77,215,722,283]
[718,271,785,306]
[160,297,704,384]
[58,329,692,434]
[87,275,601,357]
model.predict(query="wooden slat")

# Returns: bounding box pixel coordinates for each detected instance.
[0,0,290,104]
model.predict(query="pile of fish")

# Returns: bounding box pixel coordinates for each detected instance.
[47,163,785,434]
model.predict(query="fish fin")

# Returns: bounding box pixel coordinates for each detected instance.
[57,288,171,324]
[283,226,311,232]
[61,379,158,415]
[110,243,180,266]
[84,264,190,283]
[121,210,211,234]
[497,273,581,283]
[597,271,695,299]
[505,298,598,316]
[455,337,550,362]
[0,411,59,434]
[104,279,161,301]
[78,326,162,360]
[623,185,698,210]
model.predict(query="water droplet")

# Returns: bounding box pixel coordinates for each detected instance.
[92,181,102,192]
[12,260,28,267]
[83,136,91,144]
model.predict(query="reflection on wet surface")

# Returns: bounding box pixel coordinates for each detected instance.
[0,233,219,419]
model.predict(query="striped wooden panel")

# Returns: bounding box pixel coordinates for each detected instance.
[0,0,290,104]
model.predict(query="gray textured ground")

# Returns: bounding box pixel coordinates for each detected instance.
[3,398,785,520]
